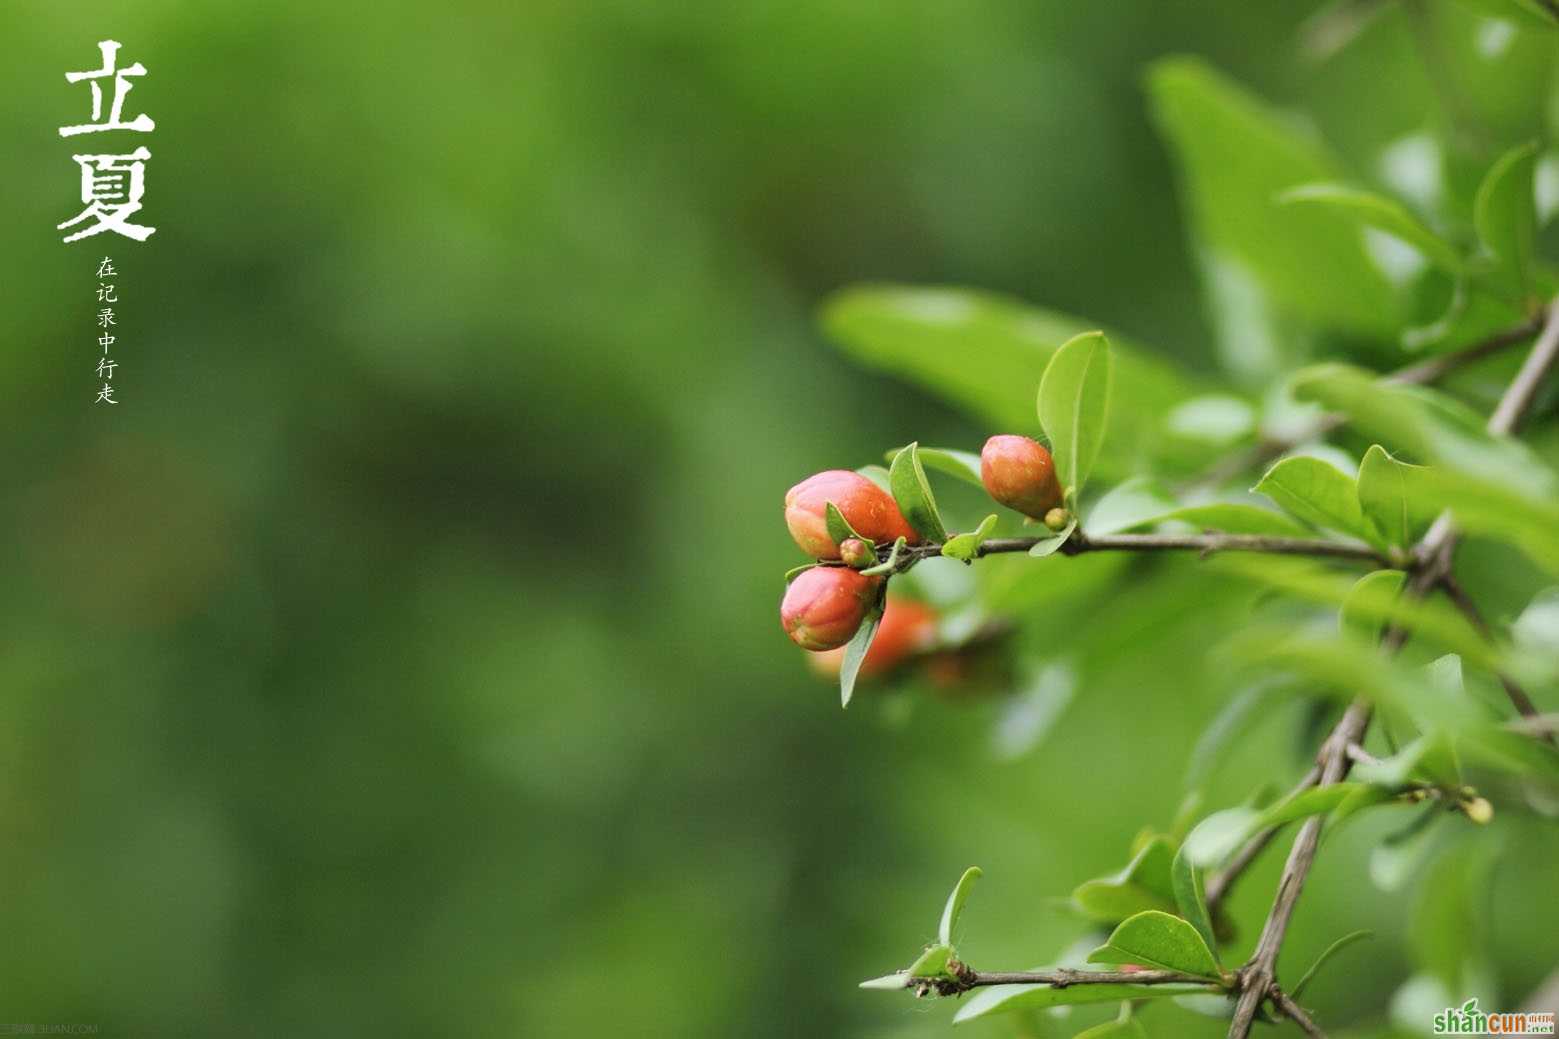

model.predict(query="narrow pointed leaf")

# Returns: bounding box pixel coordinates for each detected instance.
[840,595,885,708]
[886,445,985,488]
[1038,331,1113,498]
[1291,930,1374,999]
[825,501,866,547]
[1171,845,1218,962]
[938,866,983,945]
[889,442,948,541]
[1473,142,1540,299]
[942,515,999,563]
[1278,183,1464,272]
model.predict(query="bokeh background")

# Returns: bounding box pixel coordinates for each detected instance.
[1,2,1556,1037]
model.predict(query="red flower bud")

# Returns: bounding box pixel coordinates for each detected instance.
[784,470,919,560]
[805,597,938,678]
[980,435,1062,519]
[781,567,883,651]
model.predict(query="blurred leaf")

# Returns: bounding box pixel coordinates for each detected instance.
[1146,57,1399,340]
[1185,784,1377,867]
[1039,331,1114,500]
[1278,182,1464,273]
[1074,1011,1147,1039]
[1254,455,1375,544]
[939,866,983,946]
[953,979,1211,1022]
[887,446,984,488]
[856,464,893,492]
[1157,502,1313,537]
[821,286,1191,474]
[1186,680,1295,790]
[1171,845,1218,961]
[1072,837,1177,923]
[1086,910,1222,978]
[1370,809,1445,892]
[1474,142,1540,301]
[1086,477,1175,536]
[942,514,999,563]
[991,663,1076,761]
[840,597,885,709]
[1165,395,1256,444]
[1357,446,1435,550]
[1341,569,1408,644]
[889,443,948,542]
[1412,836,1500,992]
[1355,733,1462,790]
[1029,518,1078,556]
[1291,930,1374,1000]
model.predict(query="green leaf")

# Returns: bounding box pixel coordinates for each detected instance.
[1357,446,1435,550]
[906,943,954,979]
[1171,845,1218,962]
[1340,569,1408,644]
[839,593,886,709]
[889,442,948,542]
[942,515,999,563]
[887,445,984,488]
[1184,784,1377,867]
[939,866,983,946]
[1146,57,1399,341]
[1291,930,1374,1000]
[1086,910,1223,979]
[1473,142,1540,300]
[824,501,866,547]
[1254,455,1375,544]
[1038,331,1114,500]
[1073,1013,1147,1039]
[783,563,817,584]
[858,973,910,991]
[1072,837,1177,923]
[1354,734,1461,790]
[855,464,892,492]
[1185,680,1295,790]
[1085,477,1175,537]
[1161,502,1315,538]
[1278,182,1464,273]
[820,286,1191,474]
[1029,518,1078,556]
[953,979,1211,1023]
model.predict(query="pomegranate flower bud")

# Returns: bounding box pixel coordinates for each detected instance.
[780,567,882,651]
[839,538,876,569]
[784,470,919,560]
[980,435,1063,519]
[804,597,938,679]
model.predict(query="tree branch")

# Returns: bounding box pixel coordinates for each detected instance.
[885,530,1390,574]
[1226,297,1559,1039]
[1269,984,1329,1039]
[931,967,1222,990]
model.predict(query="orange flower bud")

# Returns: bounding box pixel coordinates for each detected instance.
[784,470,919,560]
[839,538,876,569]
[803,597,938,678]
[780,567,882,651]
[980,435,1062,519]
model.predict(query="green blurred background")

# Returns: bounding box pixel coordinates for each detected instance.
[1,2,1556,1037]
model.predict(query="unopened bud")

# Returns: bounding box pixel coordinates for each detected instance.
[840,538,876,569]
[785,470,918,560]
[1043,507,1070,532]
[780,567,882,651]
[980,435,1063,519]
[1463,796,1493,824]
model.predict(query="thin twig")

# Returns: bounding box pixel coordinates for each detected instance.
[1438,572,1554,746]
[1269,984,1329,1039]
[937,968,1220,990]
[1204,764,1322,914]
[885,531,1390,575]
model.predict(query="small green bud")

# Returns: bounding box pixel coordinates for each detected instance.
[1463,796,1493,824]
[1043,507,1070,532]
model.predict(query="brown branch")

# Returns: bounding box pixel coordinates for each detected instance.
[1183,314,1544,492]
[941,967,1221,990]
[1269,984,1329,1039]
[1226,298,1559,1039]
[1204,764,1322,914]
[884,531,1390,575]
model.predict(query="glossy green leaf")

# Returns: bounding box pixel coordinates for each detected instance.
[887,445,984,488]
[839,594,885,709]
[1072,837,1177,923]
[1254,455,1375,544]
[1039,331,1113,499]
[783,563,817,584]
[1184,784,1376,867]
[1085,477,1175,536]
[1087,910,1222,978]
[1357,446,1435,550]
[1473,142,1540,299]
[942,515,999,563]
[1171,845,1218,961]
[952,978,1211,1023]
[1029,518,1078,556]
[1278,182,1463,272]
[889,442,947,542]
[1291,930,1374,1000]
[1340,569,1407,644]
[939,866,983,946]
[858,972,910,991]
